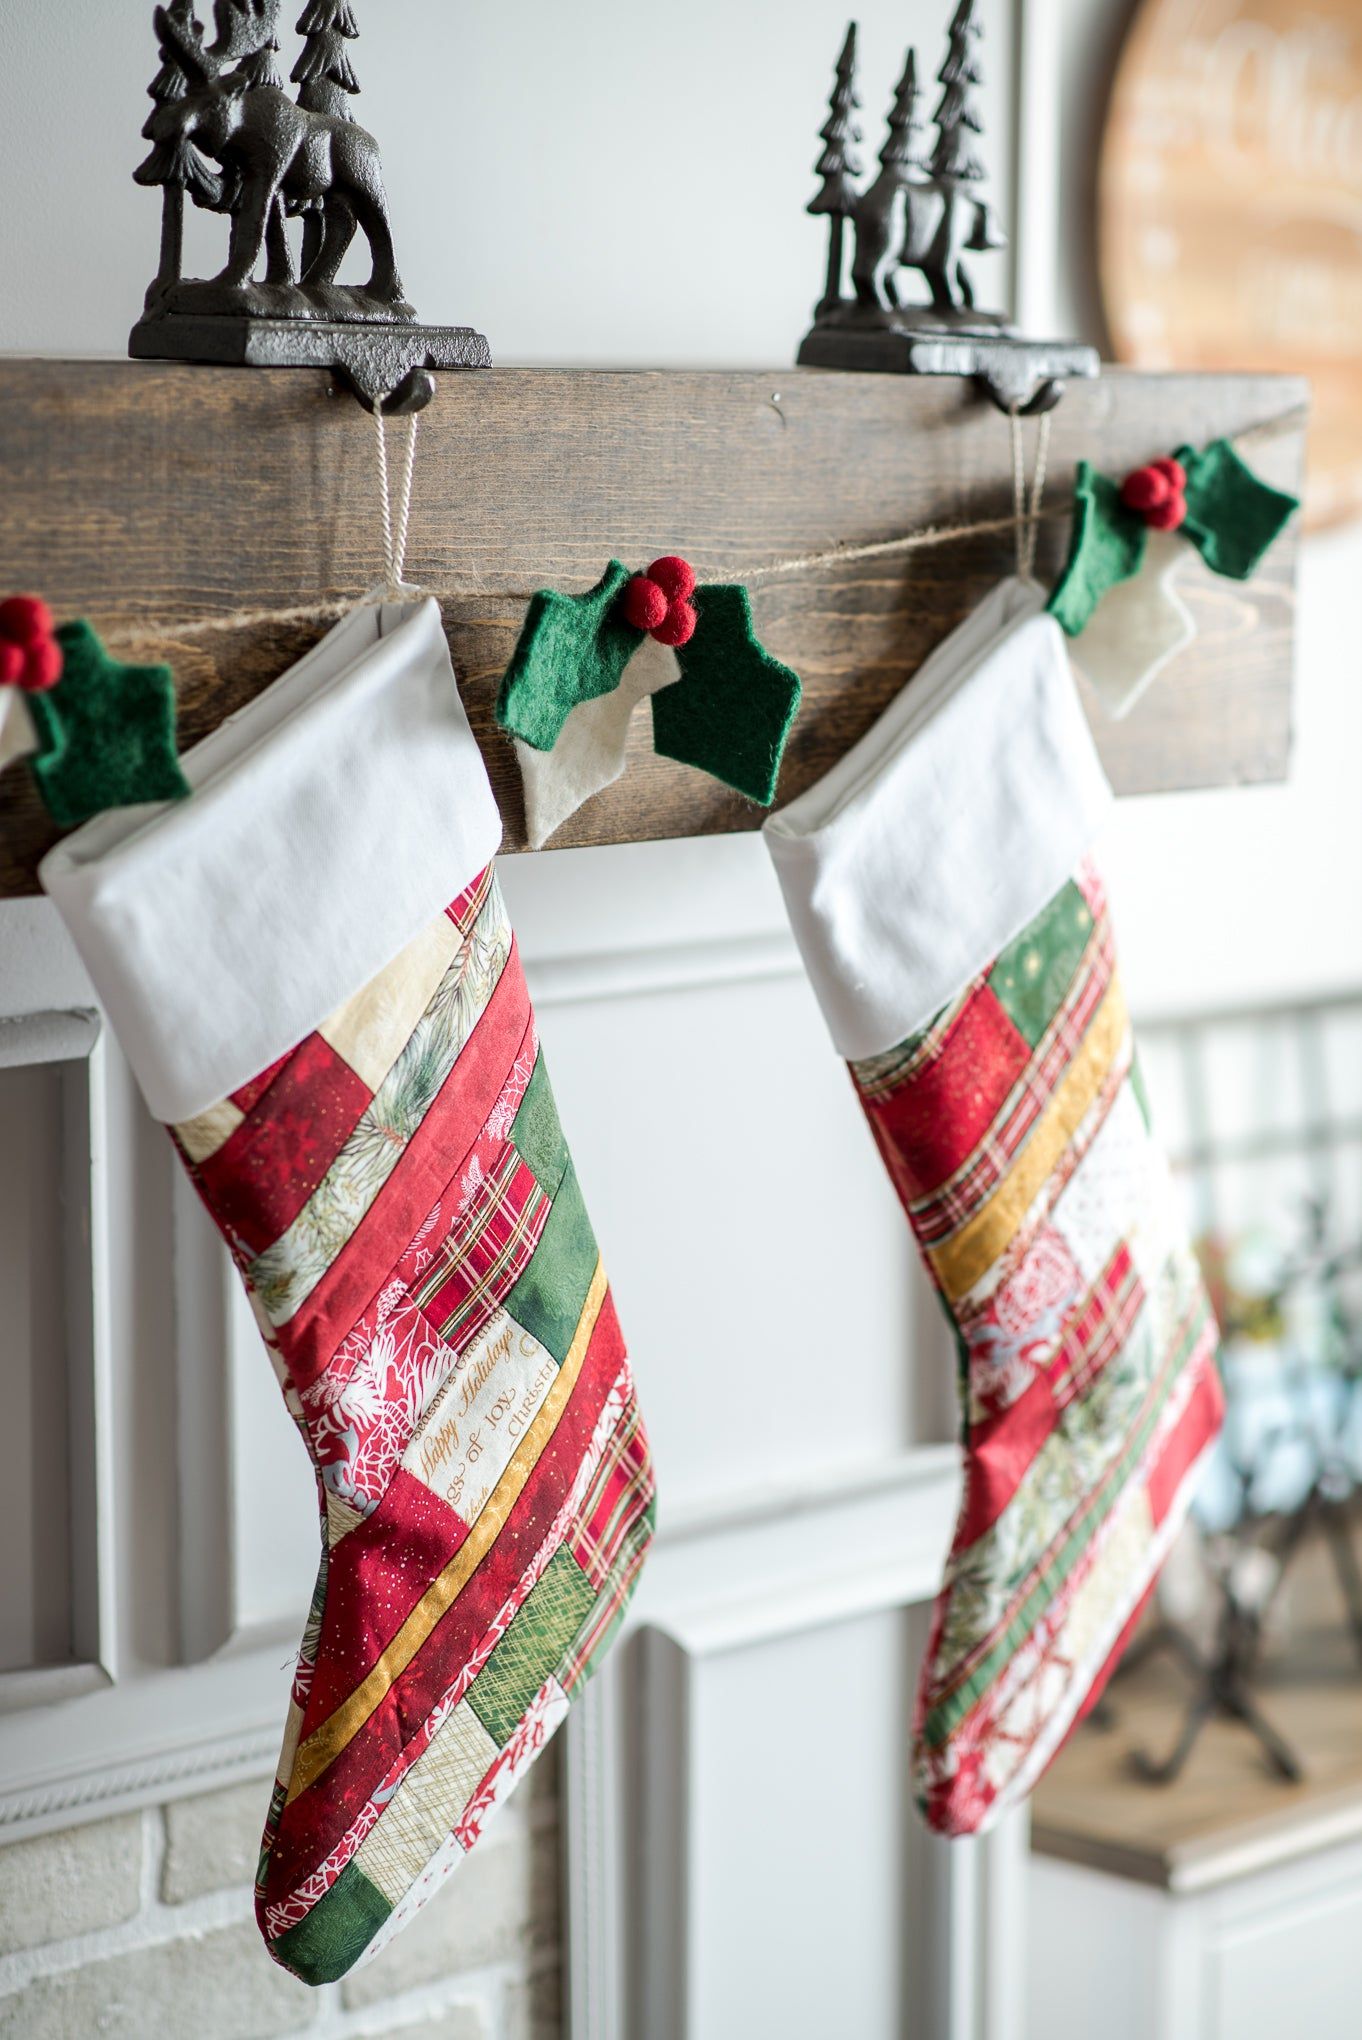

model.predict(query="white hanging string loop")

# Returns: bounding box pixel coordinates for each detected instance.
[1010,406,1027,578]
[1024,410,1051,583]
[1009,406,1053,586]
[372,400,422,598]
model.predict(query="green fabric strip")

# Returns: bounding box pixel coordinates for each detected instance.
[513,1052,569,1195]
[506,1158,598,1364]
[987,882,1095,1049]
[270,1861,391,1985]
[921,1293,1211,1747]
[466,1547,598,1746]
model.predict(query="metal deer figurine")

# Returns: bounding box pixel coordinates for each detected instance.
[130,0,489,412]
[797,6,1097,413]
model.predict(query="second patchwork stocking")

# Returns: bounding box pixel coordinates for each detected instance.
[765,579,1223,1837]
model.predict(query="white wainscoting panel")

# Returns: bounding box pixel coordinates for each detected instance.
[528,948,933,1515]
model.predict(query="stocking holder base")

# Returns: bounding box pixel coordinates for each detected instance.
[797,319,1100,416]
[130,310,491,416]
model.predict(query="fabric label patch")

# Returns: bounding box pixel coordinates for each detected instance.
[1054,1077,1164,1290]
[404,1309,559,1527]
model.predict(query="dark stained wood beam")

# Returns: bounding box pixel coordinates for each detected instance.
[0,361,1306,897]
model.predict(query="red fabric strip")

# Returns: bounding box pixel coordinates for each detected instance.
[300,1470,471,1737]
[861,985,1031,1202]
[231,1049,293,1117]
[277,945,531,1392]
[1145,1338,1223,1527]
[264,1289,627,1901]
[197,1036,374,1259]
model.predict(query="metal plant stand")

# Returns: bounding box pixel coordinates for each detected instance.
[1113,1220,1362,1787]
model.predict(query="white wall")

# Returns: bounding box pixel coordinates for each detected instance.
[2,0,1355,1022]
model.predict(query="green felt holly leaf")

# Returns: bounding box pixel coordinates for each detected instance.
[1047,463,1148,638]
[1178,439,1299,581]
[27,621,191,829]
[652,585,802,807]
[497,560,643,752]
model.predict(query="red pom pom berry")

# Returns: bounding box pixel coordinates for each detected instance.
[651,599,698,649]
[1120,465,1172,515]
[1151,456,1187,494]
[22,638,64,692]
[621,574,669,633]
[648,556,696,605]
[1145,494,1188,533]
[0,594,54,647]
[0,642,25,687]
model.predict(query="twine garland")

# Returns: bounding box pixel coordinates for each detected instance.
[103,402,1308,660]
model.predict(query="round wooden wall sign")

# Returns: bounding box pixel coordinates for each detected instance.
[1100,0,1362,528]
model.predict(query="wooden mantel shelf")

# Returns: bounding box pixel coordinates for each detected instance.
[0,359,1307,898]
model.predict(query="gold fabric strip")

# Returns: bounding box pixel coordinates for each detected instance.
[929,978,1128,1302]
[285,1257,607,1804]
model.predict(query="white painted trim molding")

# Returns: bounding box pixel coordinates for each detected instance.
[0,1013,118,1720]
[562,1447,1034,2040]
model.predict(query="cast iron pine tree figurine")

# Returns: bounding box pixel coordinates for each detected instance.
[797,4,1093,407]
[292,1,361,119]
[850,47,927,312]
[807,22,863,314]
[292,0,361,275]
[134,0,223,300]
[930,0,986,186]
[233,28,284,88]
[881,48,927,178]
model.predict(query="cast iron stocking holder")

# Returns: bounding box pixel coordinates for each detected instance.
[129,0,489,414]
[798,10,1098,415]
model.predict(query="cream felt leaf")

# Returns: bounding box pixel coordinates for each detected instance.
[1068,530,1195,720]
[0,687,38,776]
[515,634,681,849]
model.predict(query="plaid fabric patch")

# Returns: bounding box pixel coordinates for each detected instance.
[569,1400,655,1589]
[1049,1243,1144,1408]
[411,1147,551,1351]
[846,865,1222,1840]
[171,871,654,1984]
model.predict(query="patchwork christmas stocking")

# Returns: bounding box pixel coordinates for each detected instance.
[764,579,1224,1836]
[41,600,655,1981]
